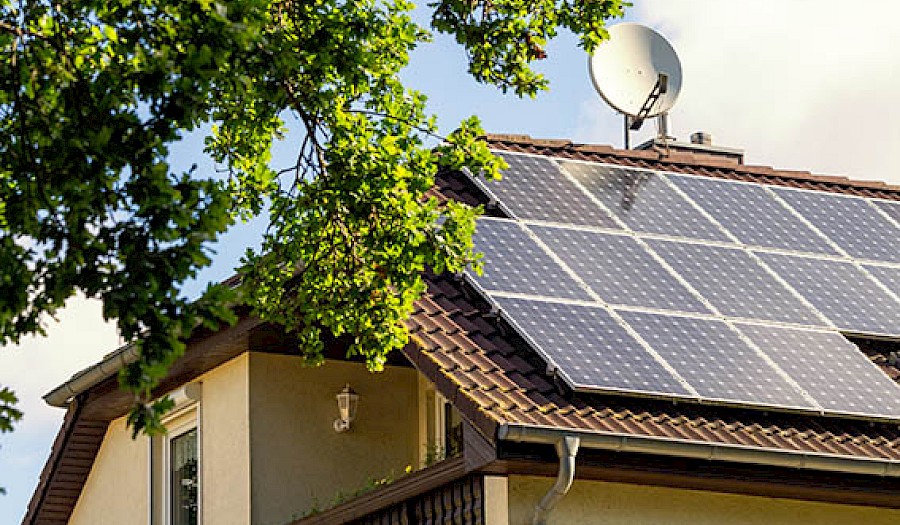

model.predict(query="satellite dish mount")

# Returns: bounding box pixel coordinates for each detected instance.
[588,23,683,149]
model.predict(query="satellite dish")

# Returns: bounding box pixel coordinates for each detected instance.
[589,23,682,139]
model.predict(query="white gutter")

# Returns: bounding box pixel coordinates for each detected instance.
[533,435,579,525]
[498,423,900,478]
[43,282,245,409]
[43,343,140,407]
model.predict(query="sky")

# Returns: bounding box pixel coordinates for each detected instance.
[2,1,900,522]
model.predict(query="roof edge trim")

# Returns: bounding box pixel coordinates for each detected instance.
[498,423,900,477]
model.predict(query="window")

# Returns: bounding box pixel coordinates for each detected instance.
[150,383,201,525]
[169,428,199,525]
[419,380,463,467]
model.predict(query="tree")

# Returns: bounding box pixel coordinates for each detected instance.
[0,0,627,441]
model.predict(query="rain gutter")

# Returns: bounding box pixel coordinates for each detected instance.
[43,343,139,408]
[498,423,900,478]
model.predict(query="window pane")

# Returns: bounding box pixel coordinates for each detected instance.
[170,428,198,525]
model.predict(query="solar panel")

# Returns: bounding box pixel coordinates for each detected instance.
[773,188,900,263]
[647,240,825,326]
[669,175,839,255]
[487,152,621,228]
[863,264,900,298]
[561,161,731,242]
[737,323,900,418]
[873,199,900,225]
[757,253,900,336]
[618,311,814,408]
[494,297,691,395]
[530,226,711,314]
[471,218,592,300]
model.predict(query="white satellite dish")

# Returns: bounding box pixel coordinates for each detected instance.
[589,23,683,147]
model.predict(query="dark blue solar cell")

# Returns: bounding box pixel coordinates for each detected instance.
[862,264,900,298]
[669,175,839,255]
[618,311,814,408]
[774,188,900,263]
[486,152,620,228]
[647,240,824,326]
[495,297,690,395]
[737,323,900,418]
[530,225,710,314]
[758,253,900,336]
[561,161,731,242]
[470,218,592,300]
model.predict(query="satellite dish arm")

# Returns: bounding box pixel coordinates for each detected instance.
[629,73,669,131]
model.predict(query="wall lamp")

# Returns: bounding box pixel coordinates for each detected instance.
[333,384,359,433]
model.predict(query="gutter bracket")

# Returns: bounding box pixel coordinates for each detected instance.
[533,434,580,525]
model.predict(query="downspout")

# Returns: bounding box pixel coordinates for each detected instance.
[533,434,580,525]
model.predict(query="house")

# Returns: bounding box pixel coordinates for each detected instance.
[22,133,900,525]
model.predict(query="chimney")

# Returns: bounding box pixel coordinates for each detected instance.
[636,131,744,164]
[690,131,712,146]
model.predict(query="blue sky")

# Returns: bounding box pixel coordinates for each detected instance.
[3,1,900,521]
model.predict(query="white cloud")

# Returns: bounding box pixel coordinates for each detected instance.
[594,1,900,184]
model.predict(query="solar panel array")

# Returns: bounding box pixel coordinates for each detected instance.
[465,151,900,420]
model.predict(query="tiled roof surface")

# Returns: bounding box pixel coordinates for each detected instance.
[403,272,900,462]
[408,137,900,461]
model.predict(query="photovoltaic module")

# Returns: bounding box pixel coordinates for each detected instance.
[465,150,900,420]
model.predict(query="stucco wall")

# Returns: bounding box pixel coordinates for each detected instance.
[248,354,419,525]
[508,475,900,525]
[68,416,149,525]
[198,352,251,525]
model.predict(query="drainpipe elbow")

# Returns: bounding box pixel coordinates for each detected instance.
[533,435,580,525]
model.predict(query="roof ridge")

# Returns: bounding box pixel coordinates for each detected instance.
[483,133,900,196]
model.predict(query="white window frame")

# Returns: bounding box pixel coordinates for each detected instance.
[149,383,202,525]
[417,378,463,468]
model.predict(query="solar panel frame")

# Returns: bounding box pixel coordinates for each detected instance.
[560,160,733,242]
[493,296,694,397]
[669,174,840,255]
[646,239,828,327]
[757,252,900,336]
[469,218,594,301]
[484,152,622,228]
[736,323,900,418]
[617,310,816,410]
[773,187,900,263]
[529,225,712,314]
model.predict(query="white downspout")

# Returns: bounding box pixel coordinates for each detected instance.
[533,435,580,525]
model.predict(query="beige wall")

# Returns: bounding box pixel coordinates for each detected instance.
[508,475,900,525]
[248,354,419,525]
[69,416,149,525]
[198,353,251,525]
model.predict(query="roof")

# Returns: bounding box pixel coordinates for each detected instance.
[406,134,900,462]
[24,136,900,523]
[483,133,900,199]
[404,271,900,463]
